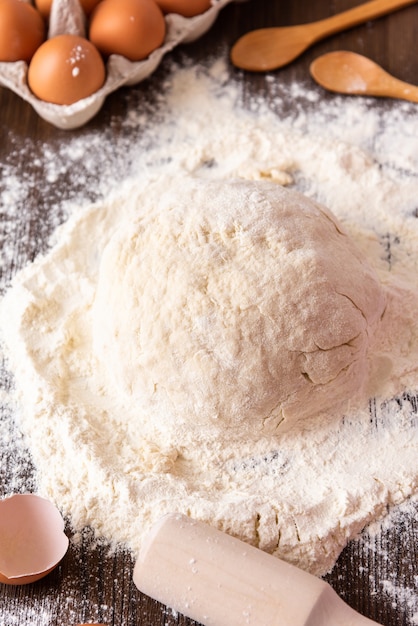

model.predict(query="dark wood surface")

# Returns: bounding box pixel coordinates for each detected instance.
[1,1,418,624]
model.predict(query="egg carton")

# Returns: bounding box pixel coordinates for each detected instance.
[0,0,236,129]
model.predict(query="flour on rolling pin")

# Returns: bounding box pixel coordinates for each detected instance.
[134,513,381,626]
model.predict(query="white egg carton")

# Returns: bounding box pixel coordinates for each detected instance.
[0,0,236,129]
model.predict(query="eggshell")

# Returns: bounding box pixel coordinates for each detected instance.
[155,0,212,17]
[0,0,45,62]
[89,0,166,62]
[0,494,69,585]
[28,33,106,105]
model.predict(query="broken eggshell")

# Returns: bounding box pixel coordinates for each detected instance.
[0,493,69,585]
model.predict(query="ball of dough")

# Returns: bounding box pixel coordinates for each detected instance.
[92,176,386,442]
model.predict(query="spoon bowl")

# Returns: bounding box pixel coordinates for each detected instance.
[231,24,316,72]
[230,0,418,72]
[310,50,418,103]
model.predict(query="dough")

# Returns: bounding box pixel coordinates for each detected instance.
[92,176,386,443]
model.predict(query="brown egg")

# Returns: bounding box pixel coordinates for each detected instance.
[28,34,106,105]
[155,0,211,17]
[0,0,45,63]
[89,0,166,62]
[34,0,102,19]
[81,0,103,15]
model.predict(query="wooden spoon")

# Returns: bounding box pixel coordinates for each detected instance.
[310,50,418,102]
[230,0,418,72]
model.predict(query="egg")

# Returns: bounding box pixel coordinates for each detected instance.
[0,0,45,63]
[89,0,166,62]
[155,0,211,17]
[34,0,102,19]
[28,34,106,105]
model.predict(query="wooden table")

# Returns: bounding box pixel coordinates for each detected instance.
[1,1,418,624]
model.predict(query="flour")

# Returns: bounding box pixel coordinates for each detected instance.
[1,57,418,590]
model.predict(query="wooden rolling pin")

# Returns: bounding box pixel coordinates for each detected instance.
[133,513,383,626]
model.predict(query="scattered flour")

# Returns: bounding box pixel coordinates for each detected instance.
[1,56,418,619]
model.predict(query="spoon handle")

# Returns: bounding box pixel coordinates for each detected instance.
[308,0,418,42]
[374,72,418,102]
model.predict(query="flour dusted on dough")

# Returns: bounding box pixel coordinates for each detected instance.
[92,177,385,443]
[0,168,415,577]
[1,61,418,580]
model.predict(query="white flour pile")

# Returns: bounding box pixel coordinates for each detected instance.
[1,57,418,582]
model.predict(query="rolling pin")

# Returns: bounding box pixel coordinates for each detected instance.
[133,513,383,626]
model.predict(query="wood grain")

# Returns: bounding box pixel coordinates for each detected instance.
[1,1,418,624]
